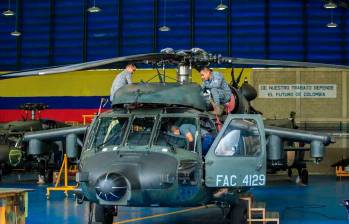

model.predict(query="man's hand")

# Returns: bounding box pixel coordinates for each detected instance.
[185,132,194,143]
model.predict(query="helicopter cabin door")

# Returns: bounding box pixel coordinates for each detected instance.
[205,114,266,187]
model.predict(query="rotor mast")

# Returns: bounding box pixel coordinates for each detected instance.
[170,48,214,84]
[176,64,192,84]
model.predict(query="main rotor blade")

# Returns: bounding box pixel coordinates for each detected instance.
[0,53,180,79]
[221,57,349,69]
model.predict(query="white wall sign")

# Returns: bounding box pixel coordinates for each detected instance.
[258,84,337,98]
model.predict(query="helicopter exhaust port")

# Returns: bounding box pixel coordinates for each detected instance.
[95,173,128,201]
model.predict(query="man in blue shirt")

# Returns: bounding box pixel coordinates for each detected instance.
[171,124,196,144]
[200,66,232,115]
[110,63,137,102]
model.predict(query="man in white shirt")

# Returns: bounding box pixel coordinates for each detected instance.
[110,63,137,101]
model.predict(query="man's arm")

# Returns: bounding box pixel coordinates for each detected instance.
[126,73,133,84]
[179,124,196,143]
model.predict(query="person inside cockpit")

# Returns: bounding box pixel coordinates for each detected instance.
[170,123,196,150]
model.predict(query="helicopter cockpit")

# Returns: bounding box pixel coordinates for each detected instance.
[87,116,129,151]
[84,110,217,157]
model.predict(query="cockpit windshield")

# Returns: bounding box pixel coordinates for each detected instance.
[89,117,129,151]
[126,116,155,146]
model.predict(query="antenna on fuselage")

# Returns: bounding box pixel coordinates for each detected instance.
[162,62,166,83]
[98,98,108,115]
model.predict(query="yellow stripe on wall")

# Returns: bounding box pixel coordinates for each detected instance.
[0,68,251,97]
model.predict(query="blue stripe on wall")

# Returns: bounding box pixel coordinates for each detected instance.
[0,96,108,109]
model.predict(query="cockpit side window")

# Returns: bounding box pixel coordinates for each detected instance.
[214,119,261,157]
[154,117,197,152]
[126,117,155,146]
[91,117,129,151]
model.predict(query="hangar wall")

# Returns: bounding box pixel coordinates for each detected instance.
[251,68,347,122]
[251,68,349,174]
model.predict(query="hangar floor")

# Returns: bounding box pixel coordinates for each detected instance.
[1,175,348,224]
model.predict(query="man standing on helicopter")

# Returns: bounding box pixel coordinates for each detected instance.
[110,63,137,101]
[200,66,232,115]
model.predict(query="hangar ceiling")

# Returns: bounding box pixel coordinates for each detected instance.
[0,0,348,70]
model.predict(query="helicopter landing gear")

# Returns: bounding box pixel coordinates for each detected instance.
[224,200,248,224]
[300,168,308,185]
[296,168,308,185]
[89,203,117,224]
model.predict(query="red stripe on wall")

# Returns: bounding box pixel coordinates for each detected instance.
[0,109,109,123]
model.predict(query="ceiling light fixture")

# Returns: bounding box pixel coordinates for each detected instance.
[2,0,14,16]
[10,0,20,37]
[324,1,337,9]
[159,0,170,32]
[10,30,21,36]
[326,9,338,28]
[88,0,101,13]
[327,21,338,28]
[216,0,227,11]
[159,25,170,32]
[3,9,14,16]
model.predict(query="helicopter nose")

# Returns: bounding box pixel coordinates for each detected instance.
[95,173,127,201]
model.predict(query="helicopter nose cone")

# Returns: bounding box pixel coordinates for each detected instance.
[95,173,127,201]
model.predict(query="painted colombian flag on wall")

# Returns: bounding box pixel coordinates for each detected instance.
[0,68,247,123]
[0,70,117,123]
[0,69,180,123]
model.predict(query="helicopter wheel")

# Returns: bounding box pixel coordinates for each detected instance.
[300,169,309,185]
[92,203,115,224]
[226,199,247,224]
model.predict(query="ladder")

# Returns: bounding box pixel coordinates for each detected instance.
[241,193,280,224]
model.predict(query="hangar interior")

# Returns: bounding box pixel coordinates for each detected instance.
[1,0,349,224]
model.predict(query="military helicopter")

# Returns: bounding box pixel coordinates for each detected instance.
[0,102,69,180]
[1,48,345,224]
